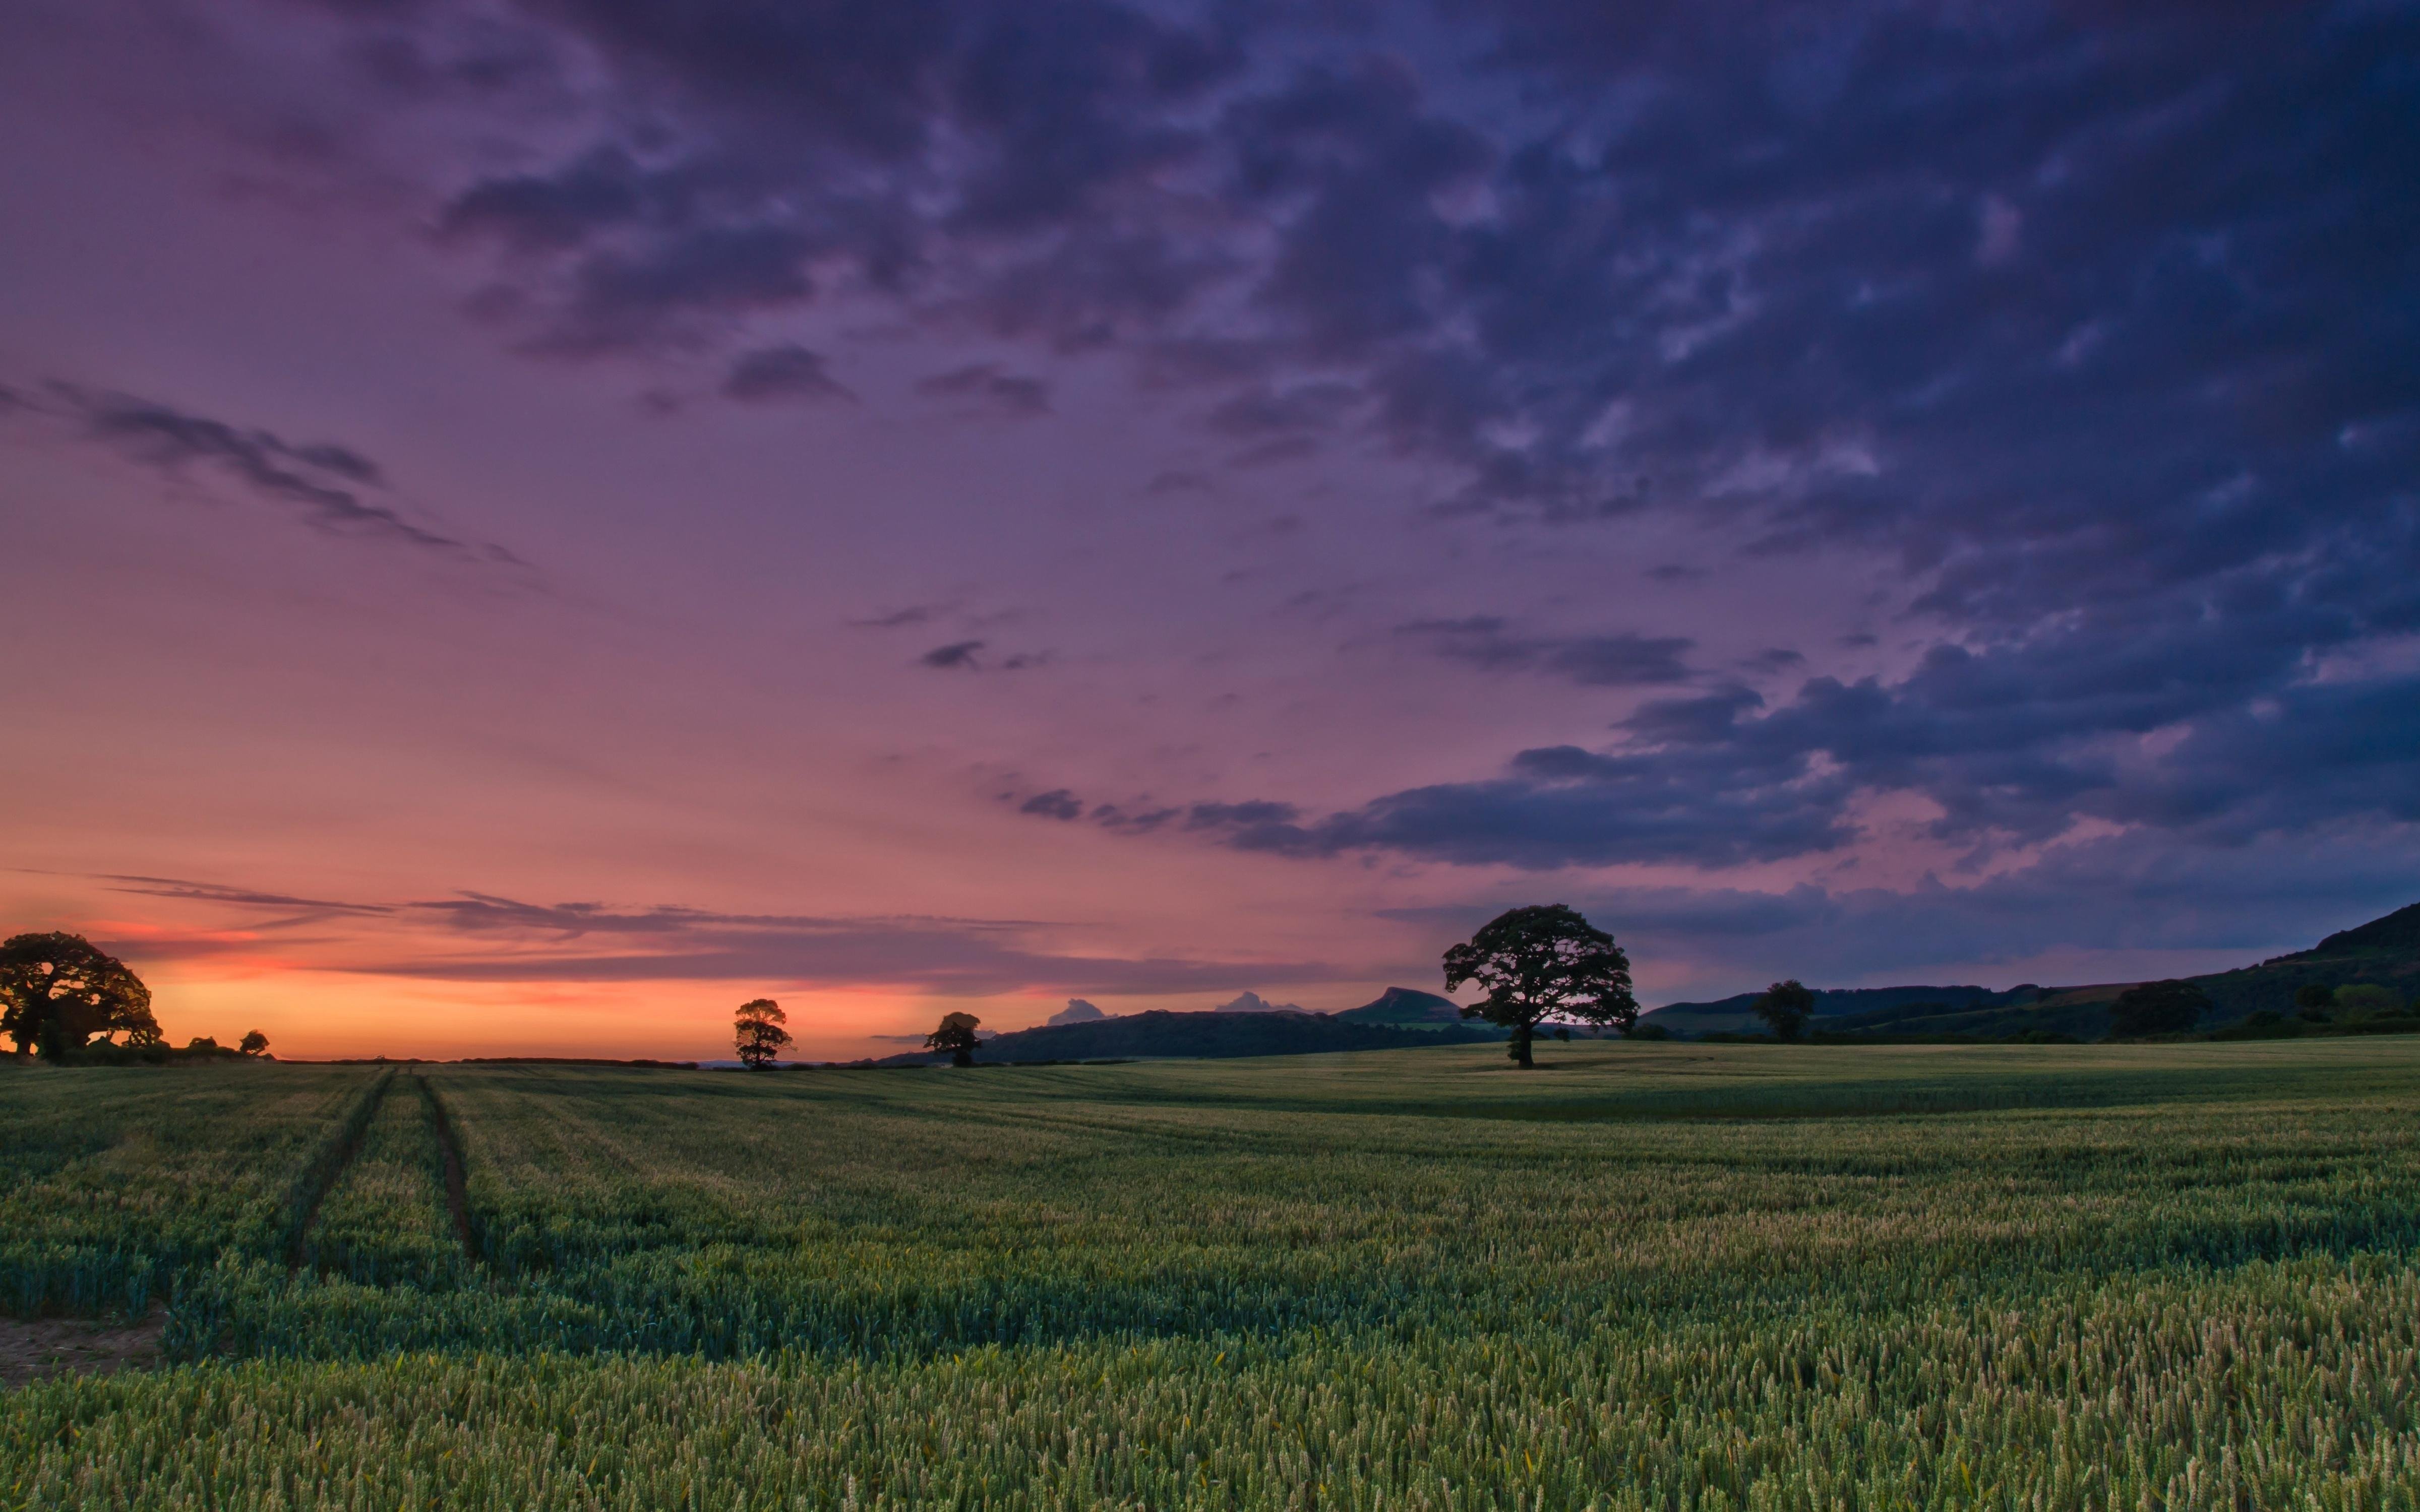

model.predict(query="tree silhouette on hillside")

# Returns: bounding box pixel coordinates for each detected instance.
[926,1012,981,1067]
[1753,980,1817,1042]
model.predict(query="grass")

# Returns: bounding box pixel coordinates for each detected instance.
[0,1063,374,1318]
[2,1038,2418,1507]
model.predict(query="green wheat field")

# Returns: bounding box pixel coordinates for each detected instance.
[4,1039,2418,1508]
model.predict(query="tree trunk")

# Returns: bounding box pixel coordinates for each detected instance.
[1510,1021,1534,1067]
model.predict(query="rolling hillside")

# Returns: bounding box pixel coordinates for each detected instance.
[1329,986,1470,1028]
[1642,984,2034,1037]
[1639,900,2420,1040]
[861,1009,1499,1064]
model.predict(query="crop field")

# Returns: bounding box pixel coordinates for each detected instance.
[3,1038,2418,1509]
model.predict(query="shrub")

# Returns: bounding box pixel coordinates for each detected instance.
[2334,984,2400,1016]
[2108,979,2210,1039]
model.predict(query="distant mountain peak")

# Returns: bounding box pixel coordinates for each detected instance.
[1047,998,1106,1026]
[1214,990,1306,1014]
[1334,986,1465,1026]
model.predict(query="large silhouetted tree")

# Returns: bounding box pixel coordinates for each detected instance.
[1442,905,1636,1068]
[0,933,160,1059]
[734,998,792,1069]
[2107,980,2210,1039]
[926,1012,981,1067]
[1753,980,1818,1042]
[239,1030,271,1057]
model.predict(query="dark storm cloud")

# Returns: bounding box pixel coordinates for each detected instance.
[1397,618,1697,687]
[1181,609,2420,870]
[1180,739,1860,870]
[420,0,1247,356]
[377,0,2419,548]
[721,343,855,403]
[394,0,2418,605]
[33,384,521,564]
[136,0,2420,880]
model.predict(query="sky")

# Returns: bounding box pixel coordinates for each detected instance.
[3,0,2415,1061]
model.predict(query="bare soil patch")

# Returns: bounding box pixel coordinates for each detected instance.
[0,1311,164,1390]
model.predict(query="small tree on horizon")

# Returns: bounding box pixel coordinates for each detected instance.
[239,1029,270,1057]
[2107,979,2209,1039]
[735,998,792,1070]
[1752,980,1818,1042]
[926,1011,982,1067]
[0,933,161,1058]
[1442,904,1637,1068]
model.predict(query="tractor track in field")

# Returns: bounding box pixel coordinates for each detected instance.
[285,1069,394,1274]
[412,1074,478,1262]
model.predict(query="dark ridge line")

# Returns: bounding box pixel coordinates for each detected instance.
[414,1074,477,1263]
[285,1068,394,1274]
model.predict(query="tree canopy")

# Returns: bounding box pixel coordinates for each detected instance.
[1753,980,1818,1042]
[734,998,792,1070]
[2331,983,2402,1016]
[239,1029,271,1057]
[2107,979,2210,1039]
[925,1012,982,1067]
[1442,904,1636,1067]
[0,933,160,1058]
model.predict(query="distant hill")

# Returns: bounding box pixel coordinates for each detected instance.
[2273,901,2420,962]
[1332,986,1468,1028]
[867,1010,1498,1065]
[1214,991,1305,1014]
[1643,984,2029,1036]
[2171,903,2420,1022]
[1639,899,2420,1041]
[1046,998,1105,1026]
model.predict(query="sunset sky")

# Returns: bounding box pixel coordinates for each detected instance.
[4,0,2415,1060]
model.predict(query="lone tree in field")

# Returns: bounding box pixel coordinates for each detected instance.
[925,1011,982,1067]
[1753,980,1818,1042]
[1442,905,1637,1068]
[238,1029,270,1057]
[0,932,161,1059]
[2107,979,2210,1039]
[734,998,792,1069]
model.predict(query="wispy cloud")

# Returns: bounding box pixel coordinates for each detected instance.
[1396,618,1697,687]
[20,383,526,567]
[78,875,1361,998]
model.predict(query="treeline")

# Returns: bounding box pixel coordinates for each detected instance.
[2,933,269,1064]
